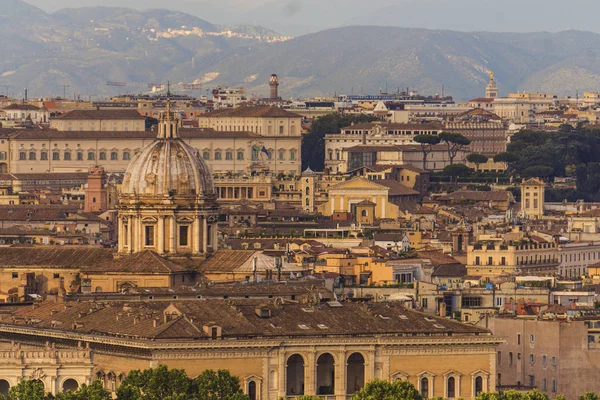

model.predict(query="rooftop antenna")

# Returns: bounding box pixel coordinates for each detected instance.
[24,88,27,102]
[61,84,70,99]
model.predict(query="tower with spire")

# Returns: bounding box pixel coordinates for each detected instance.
[485,71,498,99]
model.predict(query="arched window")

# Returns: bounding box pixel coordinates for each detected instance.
[62,379,79,393]
[475,376,483,396]
[305,198,310,206]
[316,353,335,395]
[361,210,368,217]
[248,381,257,400]
[420,377,429,398]
[0,379,10,397]
[347,353,365,394]
[305,187,310,195]
[286,354,305,396]
[447,377,456,398]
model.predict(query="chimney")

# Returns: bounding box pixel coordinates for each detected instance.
[269,74,279,99]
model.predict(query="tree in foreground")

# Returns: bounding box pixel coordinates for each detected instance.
[579,393,600,400]
[439,132,471,164]
[116,365,248,400]
[192,369,248,400]
[466,153,489,171]
[443,163,472,181]
[414,134,442,170]
[351,378,422,400]
[2,380,52,400]
[55,381,111,400]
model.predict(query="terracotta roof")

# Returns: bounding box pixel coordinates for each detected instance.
[198,250,302,273]
[432,264,467,278]
[54,110,145,120]
[372,180,420,196]
[440,190,515,203]
[342,123,443,131]
[0,206,102,222]
[201,105,301,118]
[82,251,186,274]
[6,299,489,340]
[9,128,261,140]
[468,98,494,103]
[417,250,462,267]
[0,247,114,268]
[3,104,41,111]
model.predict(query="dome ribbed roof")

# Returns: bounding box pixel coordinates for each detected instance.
[120,101,214,198]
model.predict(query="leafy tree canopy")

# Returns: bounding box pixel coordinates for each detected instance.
[350,378,422,400]
[443,163,472,177]
[301,113,378,171]
[413,134,442,145]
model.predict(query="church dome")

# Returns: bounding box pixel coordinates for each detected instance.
[120,102,214,198]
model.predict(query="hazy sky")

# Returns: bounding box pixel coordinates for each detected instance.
[22,0,600,36]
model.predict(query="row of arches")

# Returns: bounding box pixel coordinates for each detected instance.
[0,378,79,397]
[285,352,365,396]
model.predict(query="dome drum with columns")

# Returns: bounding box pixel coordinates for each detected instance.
[117,100,219,256]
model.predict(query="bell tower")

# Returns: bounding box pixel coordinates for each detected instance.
[269,74,279,99]
[485,71,498,99]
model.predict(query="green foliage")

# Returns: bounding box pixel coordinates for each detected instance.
[475,393,502,400]
[116,366,248,400]
[466,153,489,169]
[55,381,111,400]
[579,393,600,400]
[191,369,248,400]
[439,132,471,164]
[296,396,323,400]
[555,395,567,400]
[443,163,473,177]
[493,152,519,164]
[414,134,442,170]
[301,113,377,171]
[350,378,422,400]
[3,380,54,400]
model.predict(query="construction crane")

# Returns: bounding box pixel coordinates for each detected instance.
[106,81,203,92]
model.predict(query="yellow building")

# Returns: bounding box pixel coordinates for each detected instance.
[466,239,558,278]
[0,299,501,399]
[318,177,399,219]
[521,178,545,219]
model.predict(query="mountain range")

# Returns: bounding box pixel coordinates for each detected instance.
[3,0,600,101]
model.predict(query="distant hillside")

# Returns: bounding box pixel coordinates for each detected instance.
[2,1,600,100]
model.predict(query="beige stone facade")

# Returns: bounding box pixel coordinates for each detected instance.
[490,316,600,399]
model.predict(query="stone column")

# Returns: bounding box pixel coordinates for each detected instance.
[169,216,177,254]
[137,216,144,252]
[336,349,347,400]
[157,216,165,255]
[127,216,133,253]
[202,217,208,253]
[305,351,316,395]
[279,352,286,398]
[117,218,124,253]
[192,216,200,254]
[212,223,218,251]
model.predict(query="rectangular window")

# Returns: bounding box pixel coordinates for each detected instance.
[144,225,155,246]
[111,152,118,160]
[237,151,244,160]
[52,152,60,161]
[279,125,284,134]
[509,352,513,365]
[529,354,535,364]
[88,152,95,160]
[11,272,17,279]
[422,298,428,308]
[99,152,106,160]
[488,256,493,265]
[530,334,535,343]
[53,273,60,279]
[77,152,83,161]
[40,152,48,160]
[475,256,480,265]
[462,297,482,307]
[18,152,26,160]
[517,334,521,345]
[497,351,502,365]
[226,152,233,160]
[179,225,189,246]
